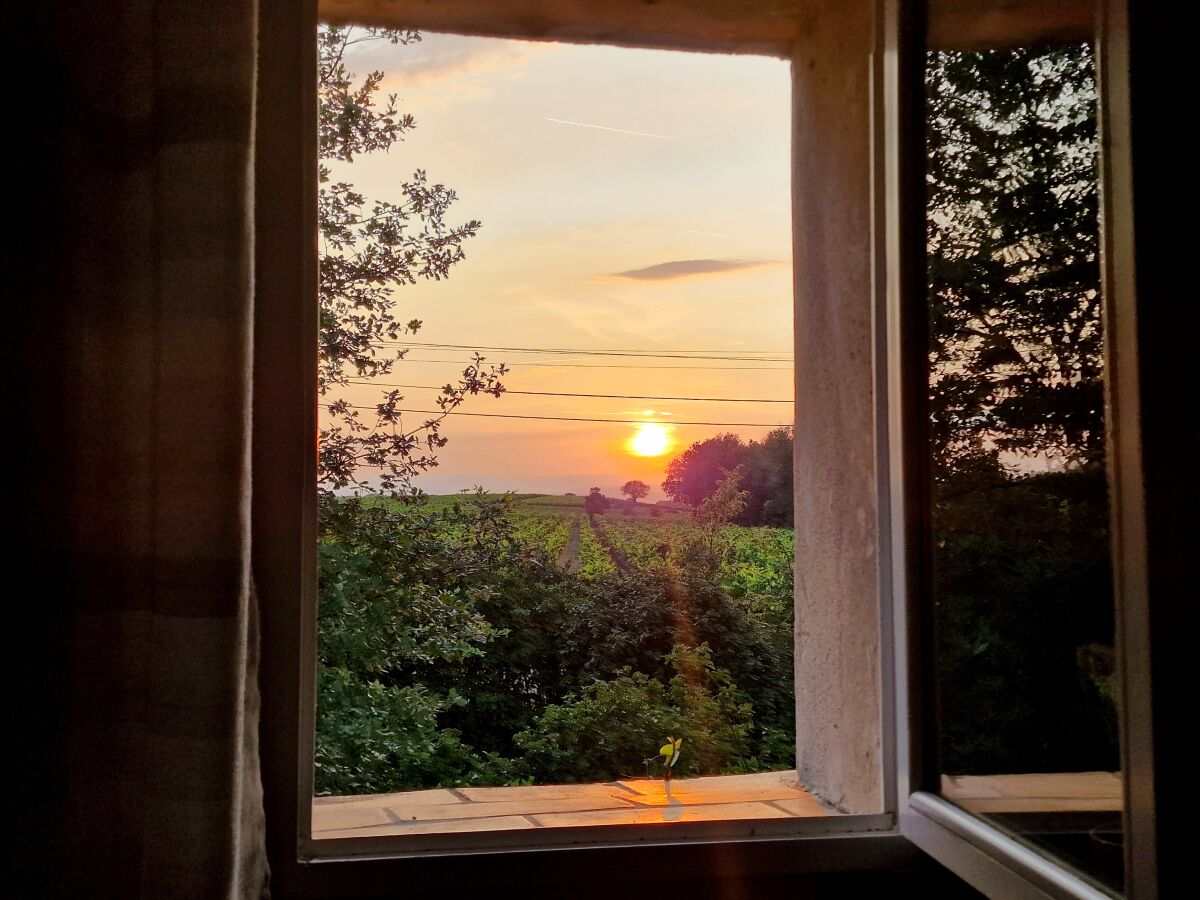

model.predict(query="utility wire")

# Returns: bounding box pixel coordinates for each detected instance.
[342,379,792,404]
[381,340,792,354]
[324,404,791,428]
[386,356,791,371]
[375,340,792,362]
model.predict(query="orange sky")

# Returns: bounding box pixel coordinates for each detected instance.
[326,32,793,500]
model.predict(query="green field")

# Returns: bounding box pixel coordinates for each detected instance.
[485,494,794,604]
[356,491,793,601]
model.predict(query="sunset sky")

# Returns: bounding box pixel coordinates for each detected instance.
[327,32,793,500]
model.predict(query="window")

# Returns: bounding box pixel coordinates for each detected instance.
[298,12,893,854]
[924,24,1122,893]
[310,28,818,838]
[888,1,1175,897]
[253,1,1175,896]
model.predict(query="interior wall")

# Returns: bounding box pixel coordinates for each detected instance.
[320,0,807,56]
[791,0,884,814]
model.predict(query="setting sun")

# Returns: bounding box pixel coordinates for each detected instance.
[626,422,673,457]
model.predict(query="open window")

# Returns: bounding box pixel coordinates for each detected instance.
[309,26,825,842]
[253,0,1171,896]
[887,1,1169,898]
[296,4,895,856]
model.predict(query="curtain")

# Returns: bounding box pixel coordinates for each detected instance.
[19,1,268,896]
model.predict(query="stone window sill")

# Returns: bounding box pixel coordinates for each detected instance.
[313,769,841,839]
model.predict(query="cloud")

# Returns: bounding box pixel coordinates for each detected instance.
[609,259,778,281]
[363,32,561,100]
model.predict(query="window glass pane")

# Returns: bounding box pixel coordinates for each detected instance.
[924,1,1123,891]
[312,25,816,840]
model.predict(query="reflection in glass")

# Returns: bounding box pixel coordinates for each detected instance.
[924,4,1123,891]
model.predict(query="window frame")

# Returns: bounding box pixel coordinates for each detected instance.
[254,2,906,892]
[883,1,1169,898]
[252,0,1174,896]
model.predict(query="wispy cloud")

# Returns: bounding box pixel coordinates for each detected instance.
[544,117,680,141]
[369,33,561,104]
[609,259,778,281]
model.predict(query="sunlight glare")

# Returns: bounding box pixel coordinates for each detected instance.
[627,422,673,457]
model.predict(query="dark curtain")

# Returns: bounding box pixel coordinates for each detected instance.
[18,1,268,896]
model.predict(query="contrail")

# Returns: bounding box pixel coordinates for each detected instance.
[544,117,680,141]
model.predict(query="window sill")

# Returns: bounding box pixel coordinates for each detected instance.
[303,770,896,861]
[313,770,841,840]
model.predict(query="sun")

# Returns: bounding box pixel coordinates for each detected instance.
[626,422,673,457]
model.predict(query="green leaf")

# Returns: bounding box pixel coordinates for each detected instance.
[659,743,674,757]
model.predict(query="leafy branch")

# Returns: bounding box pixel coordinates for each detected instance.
[317,25,505,494]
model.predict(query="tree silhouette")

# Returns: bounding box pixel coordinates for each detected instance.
[621,480,649,503]
[926,46,1101,478]
[925,45,1117,777]
[662,434,747,507]
[661,429,793,525]
[584,487,610,515]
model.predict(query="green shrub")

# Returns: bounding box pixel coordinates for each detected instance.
[514,644,752,782]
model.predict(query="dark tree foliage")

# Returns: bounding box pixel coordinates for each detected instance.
[661,428,793,526]
[584,486,611,514]
[927,46,1102,477]
[316,494,518,792]
[621,480,650,503]
[742,427,794,527]
[317,26,506,494]
[934,468,1117,773]
[925,46,1117,775]
[662,433,747,507]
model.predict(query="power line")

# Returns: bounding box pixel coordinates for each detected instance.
[342,379,792,404]
[324,404,791,428]
[381,340,793,355]
[386,356,791,371]
[375,340,793,362]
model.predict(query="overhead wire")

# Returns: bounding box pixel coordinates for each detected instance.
[341,379,792,404]
[380,356,791,371]
[322,404,792,428]
[373,340,793,362]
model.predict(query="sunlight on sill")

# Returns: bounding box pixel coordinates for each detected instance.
[313,769,841,839]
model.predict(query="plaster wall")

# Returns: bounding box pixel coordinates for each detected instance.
[790,0,883,814]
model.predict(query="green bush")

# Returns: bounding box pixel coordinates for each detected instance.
[514,644,752,782]
[315,493,797,794]
[934,466,1118,774]
[315,667,475,794]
